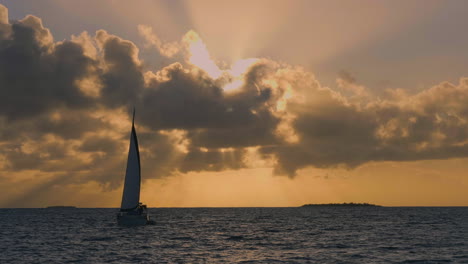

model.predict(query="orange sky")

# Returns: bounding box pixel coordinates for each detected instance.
[3,158,467,208]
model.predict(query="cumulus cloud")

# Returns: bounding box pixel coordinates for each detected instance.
[267,76,468,176]
[0,13,95,121]
[1,2,468,199]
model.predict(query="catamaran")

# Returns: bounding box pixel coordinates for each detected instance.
[117,109,151,226]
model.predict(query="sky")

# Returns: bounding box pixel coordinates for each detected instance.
[0,0,467,207]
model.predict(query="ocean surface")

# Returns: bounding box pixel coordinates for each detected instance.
[0,207,467,263]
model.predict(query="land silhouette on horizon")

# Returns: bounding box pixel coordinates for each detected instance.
[301,203,381,207]
[45,206,77,209]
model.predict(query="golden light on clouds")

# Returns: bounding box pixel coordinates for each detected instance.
[159,129,190,154]
[75,76,102,98]
[224,58,260,92]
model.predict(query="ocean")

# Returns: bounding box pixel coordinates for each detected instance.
[0,207,467,263]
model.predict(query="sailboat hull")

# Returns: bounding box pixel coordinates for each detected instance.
[117,213,149,226]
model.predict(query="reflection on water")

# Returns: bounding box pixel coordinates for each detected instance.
[1,207,467,263]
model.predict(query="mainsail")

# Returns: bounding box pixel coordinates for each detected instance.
[120,110,141,211]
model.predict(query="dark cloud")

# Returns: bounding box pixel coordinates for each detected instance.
[96,30,145,108]
[137,130,185,179]
[79,135,120,153]
[139,62,280,149]
[265,77,468,176]
[140,63,228,130]
[179,147,245,173]
[0,109,109,142]
[0,16,95,121]
[1,2,468,194]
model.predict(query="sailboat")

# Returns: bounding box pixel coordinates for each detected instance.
[117,109,151,226]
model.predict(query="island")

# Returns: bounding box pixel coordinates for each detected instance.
[301,203,381,207]
[45,206,77,209]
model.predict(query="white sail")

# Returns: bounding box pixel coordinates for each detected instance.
[120,115,141,211]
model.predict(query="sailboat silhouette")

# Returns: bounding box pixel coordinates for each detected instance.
[117,109,151,226]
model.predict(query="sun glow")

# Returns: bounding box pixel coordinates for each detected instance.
[182,30,259,91]
[183,31,222,79]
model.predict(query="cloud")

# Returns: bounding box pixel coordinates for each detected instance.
[0,4,7,24]
[95,30,146,108]
[0,13,95,121]
[0,2,468,199]
[266,75,468,176]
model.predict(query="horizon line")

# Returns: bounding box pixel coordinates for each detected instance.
[1,205,468,209]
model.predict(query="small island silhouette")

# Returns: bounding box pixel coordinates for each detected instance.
[301,202,381,207]
[46,206,77,209]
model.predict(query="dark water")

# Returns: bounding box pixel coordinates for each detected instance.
[0,207,467,263]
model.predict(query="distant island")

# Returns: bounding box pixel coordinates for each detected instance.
[46,206,77,209]
[301,203,381,207]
